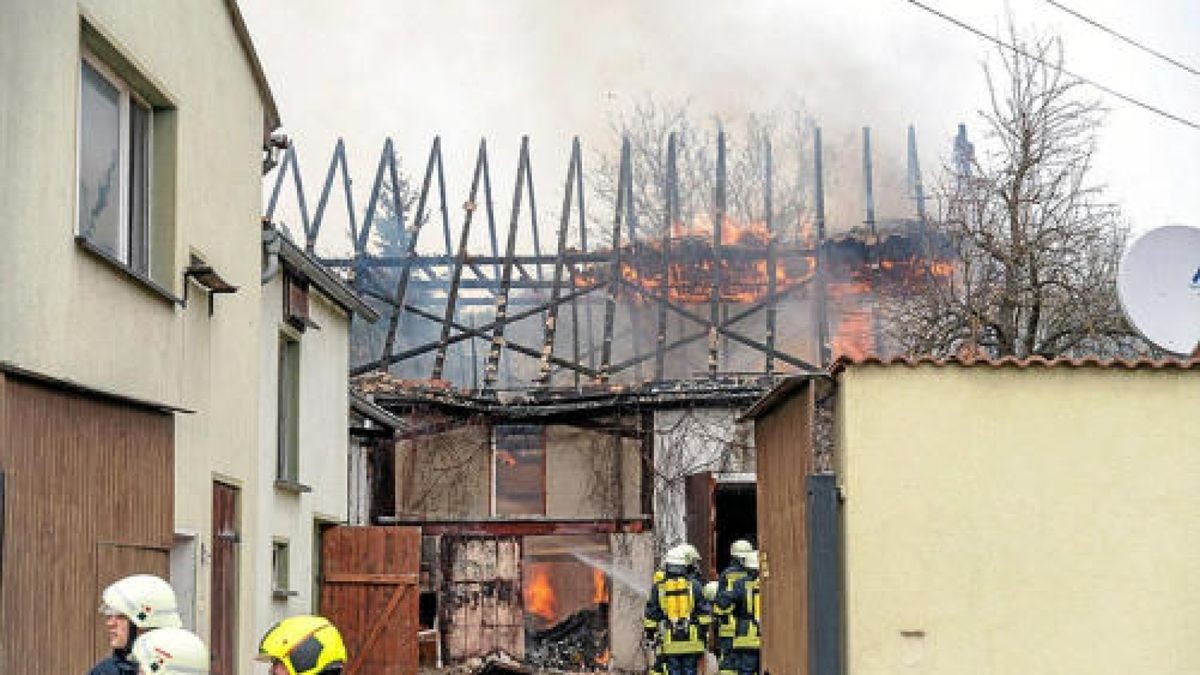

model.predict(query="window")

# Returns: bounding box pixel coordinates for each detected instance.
[78,54,152,273]
[493,424,546,516]
[277,333,301,483]
[271,539,293,599]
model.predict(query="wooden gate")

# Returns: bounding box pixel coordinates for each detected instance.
[211,482,239,675]
[320,526,419,675]
[439,536,523,664]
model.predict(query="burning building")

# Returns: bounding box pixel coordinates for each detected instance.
[266,124,954,671]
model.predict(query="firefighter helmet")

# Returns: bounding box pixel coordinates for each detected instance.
[100,575,183,629]
[680,543,701,565]
[130,627,209,674]
[663,546,690,568]
[730,539,753,563]
[743,551,759,571]
[257,615,348,675]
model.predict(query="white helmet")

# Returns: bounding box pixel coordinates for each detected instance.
[131,627,209,674]
[743,551,759,571]
[663,546,690,568]
[702,581,719,602]
[101,575,183,629]
[730,540,753,562]
[680,543,700,565]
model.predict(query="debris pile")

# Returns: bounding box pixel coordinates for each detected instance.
[524,605,610,672]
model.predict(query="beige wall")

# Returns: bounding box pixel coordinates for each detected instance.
[836,364,1200,675]
[1,1,268,671]
[255,280,351,638]
[545,424,642,519]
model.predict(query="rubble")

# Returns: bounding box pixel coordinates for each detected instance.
[524,605,610,672]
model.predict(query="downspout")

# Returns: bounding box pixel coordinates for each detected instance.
[262,224,282,284]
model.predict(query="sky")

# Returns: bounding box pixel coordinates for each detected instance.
[238,0,1200,252]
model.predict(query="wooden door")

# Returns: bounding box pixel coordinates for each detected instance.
[685,472,716,579]
[439,536,523,664]
[211,482,239,675]
[93,543,169,661]
[320,526,420,675]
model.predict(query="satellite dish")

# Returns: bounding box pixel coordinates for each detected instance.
[1117,224,1200,356]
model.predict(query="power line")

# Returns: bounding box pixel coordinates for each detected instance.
[899,0,1200,132]
[1039,0,1200,79]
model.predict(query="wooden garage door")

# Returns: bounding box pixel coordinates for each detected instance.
[321,526,420,675]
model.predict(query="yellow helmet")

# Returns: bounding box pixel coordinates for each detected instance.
[257,615,347,675]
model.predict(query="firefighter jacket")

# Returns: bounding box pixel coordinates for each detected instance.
[644,568,713,655]
[715,572,761,650]
[712,560,748,639]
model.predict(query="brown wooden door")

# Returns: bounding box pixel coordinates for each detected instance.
[93,543,169,661]
[211,482,239,675]
[685,472,716,579]
[320,526,420,675]
[440,536,523,664]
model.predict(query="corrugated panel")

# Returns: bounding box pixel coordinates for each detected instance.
[321,526,420,675]
[0,374,173,674]
[753,378,813,675]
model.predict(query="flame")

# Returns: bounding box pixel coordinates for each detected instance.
[596,649,611,666]
[496,450,517,467]
[592,569,607,604]
[525,565,557,622]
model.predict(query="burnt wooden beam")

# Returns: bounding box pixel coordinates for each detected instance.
[654,133,678,381]
[709,130,726,378]
[265,144,312,240]
[310,138,357,254]
[535,138,581,387]
[764,134,778,375]
[352,280,607,376]
[383,517,651,536]
[813,127,832,366]
[379,137,440,373]
[617,277,818,371]
[431,140,487,381]
[597,137,630,384]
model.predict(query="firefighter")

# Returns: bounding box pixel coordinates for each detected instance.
[715,551,761,675]
[679,543,703,582]
[644,546,712,675]
[130,627,209,674]
[90,574,184,675]
[257,615,348,675]
[712,540,753,664]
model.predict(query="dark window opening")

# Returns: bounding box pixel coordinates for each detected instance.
[493,424,546,516]
[714,482,757,574]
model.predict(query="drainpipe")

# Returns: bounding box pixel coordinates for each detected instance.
[262,224,282,284]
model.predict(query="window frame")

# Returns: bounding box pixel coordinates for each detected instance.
[77,49,154,272]
[275,331,303,489]
[271,538,296,599]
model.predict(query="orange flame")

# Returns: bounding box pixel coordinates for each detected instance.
[596,649,611,666]
[496,450,517,467]
[525,565,557,622]
[592,568,607,604]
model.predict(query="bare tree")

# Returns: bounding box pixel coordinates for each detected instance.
[591,97,817,243]
[883,29,1141,358]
